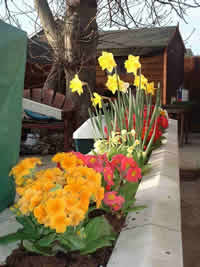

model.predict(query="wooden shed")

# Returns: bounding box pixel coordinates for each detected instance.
[97,26,185,105]
[26,26,185,105]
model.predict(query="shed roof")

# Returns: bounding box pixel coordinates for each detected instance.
[28,25,183,63]
[98,26,179,56]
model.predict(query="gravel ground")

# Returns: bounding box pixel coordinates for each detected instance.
[181,174,200,267]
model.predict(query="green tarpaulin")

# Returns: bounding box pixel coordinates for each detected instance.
[0,20,27,212]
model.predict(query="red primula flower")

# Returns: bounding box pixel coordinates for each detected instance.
[121,157,137,171]
[103,166,114,186]
[103,191,125,211]
[84,155,104,172]
[111,154,125,170]
[126,167,141,182]
[103,191,118,206]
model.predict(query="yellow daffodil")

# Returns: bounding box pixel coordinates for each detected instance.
[134,74,148,90]
[98,51,117,73]
[94,140,108,154]
[106,74,127,94]
[146,82,155,95]
[91,92,102,108]
[124,55,141,75]
[69,74,83,95]
[160,108,168,117]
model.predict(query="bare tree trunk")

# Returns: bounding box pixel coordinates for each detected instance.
[35,0,97,132]
[43,61,65,94]
[64,0,97,130]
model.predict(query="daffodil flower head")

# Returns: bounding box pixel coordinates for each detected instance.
[131,129,136,136]
[94,140,108,154]
[91,92,102,108]
[134,74,148,90]
[106,74,126,94]
[121,129,127,136]
[134,139,140,146]
[160,108,168,118]
[98,51,117,73]
[146,82,155,95]
[124,55,141,75]
[69,74,83,95]
[127,145,134,155]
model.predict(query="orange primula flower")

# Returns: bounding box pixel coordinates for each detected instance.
[46,198,66,215]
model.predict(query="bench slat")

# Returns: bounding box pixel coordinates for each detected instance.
[31,88,42,103]
[43,89,54,105]
[52,93,65,109]
[23,89,31,99]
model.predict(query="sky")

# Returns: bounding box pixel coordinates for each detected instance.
[178,8,200,55]
[0,1,200,55]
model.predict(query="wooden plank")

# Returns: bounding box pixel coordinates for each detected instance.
[163,49,167,105]
[52,93,65,109]
[43,89,54,105]
[140,55,163,64]
[23,98,62,120]
[23,89,31,99]
[31,88,42,102]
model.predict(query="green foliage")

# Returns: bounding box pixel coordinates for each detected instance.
[0,214,116,256]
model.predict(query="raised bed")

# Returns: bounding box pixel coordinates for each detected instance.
[0,119,182,266]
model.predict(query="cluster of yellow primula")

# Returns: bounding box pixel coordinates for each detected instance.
[9,157,41,186]
[10,153,104,233]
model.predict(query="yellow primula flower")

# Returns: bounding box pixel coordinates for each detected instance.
[91,92,102,108]
[13,151,105,234]
[49,213,71,233]
[146,82,155,95]
[98,51,117,73]
[70,74,83,95]
[124,55,141,75]
[46,197,66,216]
[134,74,148,90]
[106,74,127,94]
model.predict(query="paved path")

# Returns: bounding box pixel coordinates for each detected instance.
[179,133,200,170]
[181,176,200,267]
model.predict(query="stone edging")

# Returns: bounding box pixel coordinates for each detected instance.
[107,119,183,267]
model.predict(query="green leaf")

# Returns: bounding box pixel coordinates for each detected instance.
[50,184,62,192]
[0,232,21,244]
[59,232,86,251]
[16,216,35,231]
[125,205,146,214]
[0,227,39,245]
[23,240,53,256]
[119,182,139,211]
[37,233,56,247]
[80,239,112,255]
[84,216,116,243]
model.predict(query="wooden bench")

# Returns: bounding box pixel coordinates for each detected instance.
[23,88,74,151]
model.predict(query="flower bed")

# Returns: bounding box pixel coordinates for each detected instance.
[0,119,182,267]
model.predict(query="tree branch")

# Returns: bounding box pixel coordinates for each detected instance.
[34,0,58,49]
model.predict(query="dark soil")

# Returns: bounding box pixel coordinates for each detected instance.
[0,214,125,267]
[180,169,200,267]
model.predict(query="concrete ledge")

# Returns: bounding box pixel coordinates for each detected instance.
[108,119,183,267]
